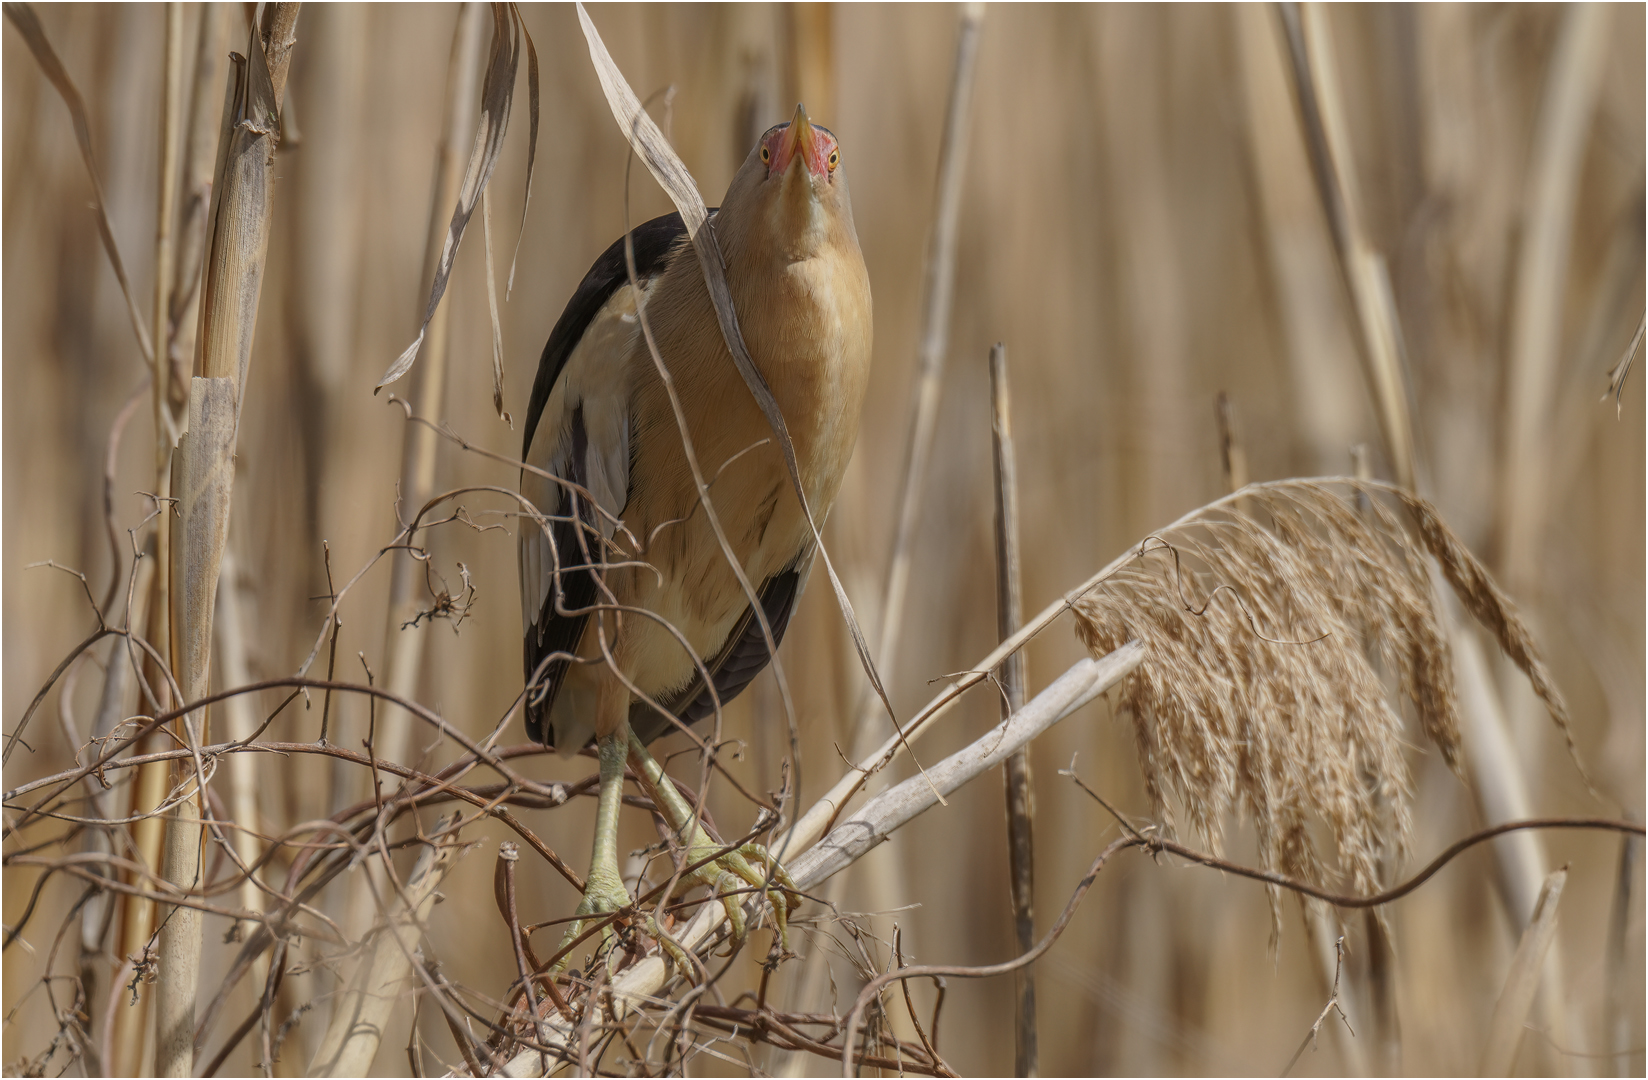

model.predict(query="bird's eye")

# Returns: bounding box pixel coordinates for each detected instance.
[827,149,839,171]
[760,144,770,163]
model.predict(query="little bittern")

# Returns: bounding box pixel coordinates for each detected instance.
[518,104,871,958]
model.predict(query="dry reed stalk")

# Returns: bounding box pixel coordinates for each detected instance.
[152,1,183,451]
[110,556,178,1076]
[1233,4,1365,471]
[990,343,1037,1078]
[0,2,156,374]
[166,3,229,409]
[1604,830,1642,1071]
[479,644,1144,1078]
[852,0,985,754]
[1279,10,1589,1065]
[211,549,267,958]
[109,14,220,1071]
[154,8,299,1074]
[371,0,487,793]
[781,3,834,124]
[1479,866,1566,1076]
[308,815,469,1077]
[1279,2,1419,493]
[326,6,491,1063]
[1445,607,1575,1070]
[289,1,368,555]
[823,9,984,1024]
[344,4,487,963]
[1497,3,1608,593]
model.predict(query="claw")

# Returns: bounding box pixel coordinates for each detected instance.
[676,839,801,956]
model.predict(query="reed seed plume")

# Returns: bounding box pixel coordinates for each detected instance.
[1387,487,1600,800]
[1072,479,1472,907]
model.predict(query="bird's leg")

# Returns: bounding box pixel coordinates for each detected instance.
[626,732,799,956]
[552,724,634,971]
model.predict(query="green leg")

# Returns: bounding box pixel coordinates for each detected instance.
[628,732,799,955]
[553,727,634,971]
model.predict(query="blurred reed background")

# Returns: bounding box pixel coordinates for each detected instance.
[3,3,1642,1075]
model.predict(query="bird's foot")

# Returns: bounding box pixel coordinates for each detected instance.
[552,867,701,977]
[551,863,632,974]
[675,834,800,958]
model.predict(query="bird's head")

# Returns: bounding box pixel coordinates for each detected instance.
[757,104,839,182]
[724,103,854,263]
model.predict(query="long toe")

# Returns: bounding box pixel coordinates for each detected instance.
[682,841,800,956]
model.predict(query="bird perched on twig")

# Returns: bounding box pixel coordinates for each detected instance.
[518,105,871,959]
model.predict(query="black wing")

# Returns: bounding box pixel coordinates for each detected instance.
[630,563,805,746]
[522,211,696,745]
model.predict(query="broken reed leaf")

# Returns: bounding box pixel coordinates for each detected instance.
[1070,480,1464,924]
[3,1,155,368]
[1480,866,1567,1076]
[506,6,539,297]
[1604,311,1643,417]
[482,188,511,427]
[376,2,523,393]
[574,0,898,733]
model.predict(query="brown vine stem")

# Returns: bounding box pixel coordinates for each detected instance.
[837,816,1643,1074]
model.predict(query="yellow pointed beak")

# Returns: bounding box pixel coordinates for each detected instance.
[775,103,821,176]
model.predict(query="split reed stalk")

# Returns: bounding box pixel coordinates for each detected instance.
[167,2,229,406]
[990,343,1037,1078]
[153,7,299,1075]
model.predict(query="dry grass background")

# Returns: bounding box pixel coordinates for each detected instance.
[3,3,1643,1076]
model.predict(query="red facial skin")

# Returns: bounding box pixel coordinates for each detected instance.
[760,121,839,181]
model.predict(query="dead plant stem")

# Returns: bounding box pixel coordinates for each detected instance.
[990,343,1037,1077]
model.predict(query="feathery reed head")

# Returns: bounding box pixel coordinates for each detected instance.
[1072,479,1580,913]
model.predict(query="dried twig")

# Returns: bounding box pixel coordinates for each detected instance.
[1281,936,1353,1076]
